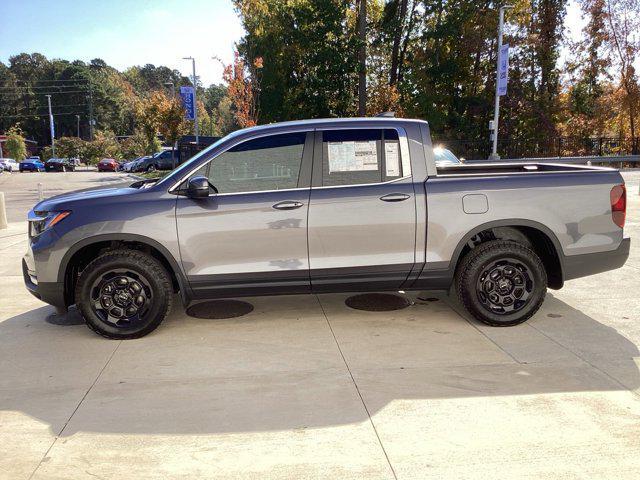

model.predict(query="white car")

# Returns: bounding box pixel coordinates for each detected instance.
[0,158,19,172]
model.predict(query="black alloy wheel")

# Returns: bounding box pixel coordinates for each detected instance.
[89,269,152,328]
[476,258,534,315]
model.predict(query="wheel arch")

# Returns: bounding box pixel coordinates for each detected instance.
[450,219,565,289]
[59,233,191,307]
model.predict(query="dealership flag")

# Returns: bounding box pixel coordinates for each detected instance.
[498,44,510,96]
[180,86,196,120]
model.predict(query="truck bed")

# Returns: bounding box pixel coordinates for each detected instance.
[436,162,614,176]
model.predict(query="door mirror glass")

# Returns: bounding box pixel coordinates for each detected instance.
[186,175,211,198]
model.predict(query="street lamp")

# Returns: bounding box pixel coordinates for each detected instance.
[489,4,513,160]
[182,57,199,145]
[164,81,175,97]
[76,115,80,138]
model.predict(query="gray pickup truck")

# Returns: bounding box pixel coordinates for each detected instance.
[23,118,630,339]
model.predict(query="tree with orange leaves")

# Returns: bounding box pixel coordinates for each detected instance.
[221,51,263,128]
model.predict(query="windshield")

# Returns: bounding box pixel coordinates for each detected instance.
[433,147,460,164]
[155,131,243,187]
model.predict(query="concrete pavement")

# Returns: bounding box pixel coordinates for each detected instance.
[0,171,639,479]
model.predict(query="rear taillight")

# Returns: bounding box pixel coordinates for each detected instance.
[610,184,626,228]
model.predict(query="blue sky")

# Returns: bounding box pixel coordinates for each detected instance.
[2,0,585,87]
[0,0,244,85]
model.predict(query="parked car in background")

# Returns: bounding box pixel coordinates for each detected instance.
[133,150,180,172]
[19,158,45,172]
[120,156,147,172]
[0,158,19,172]
[433,146,463,166]
[45,158,76,172]
[97,158,120,172]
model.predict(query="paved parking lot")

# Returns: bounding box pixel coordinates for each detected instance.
[1,170,639,479]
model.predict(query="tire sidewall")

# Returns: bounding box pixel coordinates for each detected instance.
[77,256,169,338]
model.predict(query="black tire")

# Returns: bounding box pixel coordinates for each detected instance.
[146,164,156,173]
[456,240,547,327]
[75,249,173,339]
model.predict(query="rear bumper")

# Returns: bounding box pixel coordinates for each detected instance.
[22,259,66,310]
[563,237,630,281]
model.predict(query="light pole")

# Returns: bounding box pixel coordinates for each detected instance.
[46,94,56,157]
[182,57,199,145]
[164,81,175,97]
[76,115,80,138]
[489,5,513,160]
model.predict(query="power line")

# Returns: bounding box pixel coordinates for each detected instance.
[15,79,91,83]
[0,86,89,91]
[0,112,86,119]
[33,103,88,109]
[0,90,91,96]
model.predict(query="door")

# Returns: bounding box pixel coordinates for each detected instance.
[308,128,416,292]
[176,131,313,298]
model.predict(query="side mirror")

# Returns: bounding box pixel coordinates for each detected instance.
[186,175,211,198]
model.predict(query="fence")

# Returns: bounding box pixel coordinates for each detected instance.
[434,136,640,160]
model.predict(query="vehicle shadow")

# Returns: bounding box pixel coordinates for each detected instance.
[0,291,637,437]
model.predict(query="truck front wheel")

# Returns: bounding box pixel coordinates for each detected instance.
[75,249,173,339]
[456,240,547,326]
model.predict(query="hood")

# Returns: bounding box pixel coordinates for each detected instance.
[33,182,139,212]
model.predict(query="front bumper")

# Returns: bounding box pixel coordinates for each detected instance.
[563,237,631,281]
[22,258,66,310]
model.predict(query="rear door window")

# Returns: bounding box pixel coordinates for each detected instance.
[321,129,407,187]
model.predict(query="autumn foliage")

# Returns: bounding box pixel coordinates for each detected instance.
[222,52,263,128]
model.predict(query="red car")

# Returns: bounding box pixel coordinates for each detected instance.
[97,158,120,172]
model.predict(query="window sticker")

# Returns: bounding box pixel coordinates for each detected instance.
[384,142,400,176]
[328,141,378,172]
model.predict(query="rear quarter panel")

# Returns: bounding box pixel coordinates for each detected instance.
[425,170,625,269]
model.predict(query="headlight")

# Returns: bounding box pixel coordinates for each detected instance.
[29,211,71,238]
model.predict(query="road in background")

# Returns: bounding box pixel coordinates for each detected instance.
[0,171,139,223]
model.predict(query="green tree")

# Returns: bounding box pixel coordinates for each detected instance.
[155,91,190,167]
[55,136,86,160]
[4,124,28,160]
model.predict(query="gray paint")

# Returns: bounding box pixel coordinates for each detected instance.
[23,117,629,310]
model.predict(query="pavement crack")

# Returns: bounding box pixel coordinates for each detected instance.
[315,295,398,480]
[28,340,122,479]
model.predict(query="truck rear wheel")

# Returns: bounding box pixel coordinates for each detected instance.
[75,249,173,339]
[456,240,547,326]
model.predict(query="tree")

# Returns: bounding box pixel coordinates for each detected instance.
[134,92,164,155]
[83,130,121,164]
[4,124,28,160]
[156,92,190,167]
[221,52,262,128]
[55,136,86,160]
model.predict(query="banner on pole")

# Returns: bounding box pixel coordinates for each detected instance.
[180,86,196,120]
[498,44,510,96]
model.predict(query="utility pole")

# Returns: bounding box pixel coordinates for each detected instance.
[88,86,94,141]
[46,94,56,157]
[76,115,80,138]
[357,0,367,116]
[183,57,199,145]
[489,5,513,160]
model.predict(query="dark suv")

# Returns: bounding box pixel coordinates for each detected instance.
[133,150,181,172]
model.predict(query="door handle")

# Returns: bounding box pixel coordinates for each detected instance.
[380,193,411,202]
[273,201,304,210]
